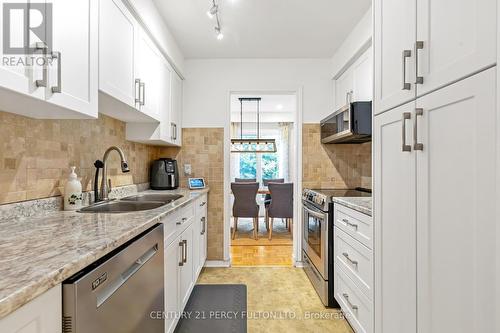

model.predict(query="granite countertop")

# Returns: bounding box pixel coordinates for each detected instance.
[0,188,209,319]
[332,197,372,216]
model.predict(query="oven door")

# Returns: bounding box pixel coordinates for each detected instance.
[302,201,329,279]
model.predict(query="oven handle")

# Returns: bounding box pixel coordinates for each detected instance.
[303,202,327,220]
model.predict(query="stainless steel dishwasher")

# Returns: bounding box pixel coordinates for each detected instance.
[62,224,164,333]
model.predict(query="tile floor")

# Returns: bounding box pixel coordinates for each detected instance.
[197,267,354,333]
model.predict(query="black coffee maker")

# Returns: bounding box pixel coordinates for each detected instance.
[150,158,179,190]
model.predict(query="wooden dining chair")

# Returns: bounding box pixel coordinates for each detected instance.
[267,183,293,240]
[231,182,260,240]
[262,178,284,230]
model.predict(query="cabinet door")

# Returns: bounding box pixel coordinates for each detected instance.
[99,0,136,107]
[0,0,45,100]
[0,285,62,333]
[416,0,496,97]
[170,72,182,145]
[352,47,373,102]
[416,68,496,333]
[46,0,97,118]
[374,0,416,114]
[135,29,161,120]
[334,67,353,110]
[199,199,208,268]
[158,57,173,143]
[164,237,181,333]
[179,222,194,309]
[374,101,416,333]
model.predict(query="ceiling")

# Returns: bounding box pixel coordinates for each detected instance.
[153,0,371,59]
[230,94,296,113]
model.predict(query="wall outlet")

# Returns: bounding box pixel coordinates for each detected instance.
[184,164,192,175]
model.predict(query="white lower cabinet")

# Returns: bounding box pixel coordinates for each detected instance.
[334,204,373,333]
[0,285,61,333]
[163,195,208,333]
[374,67,498,333]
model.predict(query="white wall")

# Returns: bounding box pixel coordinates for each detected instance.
[331,7,372,78]
[129,0,185,75]
[182,59,334,126]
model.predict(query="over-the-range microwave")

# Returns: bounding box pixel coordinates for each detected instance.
[320,101,372,144]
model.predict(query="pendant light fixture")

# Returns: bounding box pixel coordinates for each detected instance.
[231,97,277,153]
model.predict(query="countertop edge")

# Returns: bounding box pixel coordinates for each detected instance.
[332,197,372,216]
[0,188,209,319]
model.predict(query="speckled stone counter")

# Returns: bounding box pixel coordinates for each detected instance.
[0,188,209,319]
[332,197,372,216]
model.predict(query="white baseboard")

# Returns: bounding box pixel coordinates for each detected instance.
[294,261,304,268]
[204,260,231,268]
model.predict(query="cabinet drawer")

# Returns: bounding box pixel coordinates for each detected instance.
[335,264,373,333]
[334,204,373,249]
[334,227,373,299]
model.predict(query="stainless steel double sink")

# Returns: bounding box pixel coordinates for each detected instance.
[79,193,183,213]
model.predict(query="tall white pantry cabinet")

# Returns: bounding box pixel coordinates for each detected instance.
[373,0,499,332]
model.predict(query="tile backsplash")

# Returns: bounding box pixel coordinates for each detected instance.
[302,123,372,189]
[157,128,224,261]
[0,111,158,204]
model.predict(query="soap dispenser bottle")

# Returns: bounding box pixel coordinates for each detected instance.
[64,166,83,211]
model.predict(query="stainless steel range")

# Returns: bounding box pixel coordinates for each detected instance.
[302,187,371,307]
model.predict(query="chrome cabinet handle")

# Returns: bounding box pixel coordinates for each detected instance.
[174,123,177,140]
[342,218,358,230]
[342,293,359,311]
[414,108,424,150]
[415,41,424,85]
[51,51,61,93]
[178,241,184,266]
[200,201,207,207]
[342,252,358,266]
[139,82,145,106]
[201,217,206,235]
[183,239,188,263]
[402,112,412,152]
[135,79,141,105]
[402,50,412,90]
[35,42,48,88]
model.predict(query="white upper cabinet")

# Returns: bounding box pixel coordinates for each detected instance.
[99,0,136,108]
[45,0,98,118]
[0,0,98,119]
[415,0,496,96]
[334,47,373,111]
[415,68,497,333]
[374,0,496,114]
[170,71,183,145]
[135,29,161,120]
[374,0,416,114]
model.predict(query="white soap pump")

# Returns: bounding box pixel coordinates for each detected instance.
[64,166,83,211]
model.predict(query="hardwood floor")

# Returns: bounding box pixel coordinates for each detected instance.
[231,218,293,266]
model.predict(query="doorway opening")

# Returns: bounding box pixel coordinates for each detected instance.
[229,93,297,266]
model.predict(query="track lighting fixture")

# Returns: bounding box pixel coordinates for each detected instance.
[207,0,223,40]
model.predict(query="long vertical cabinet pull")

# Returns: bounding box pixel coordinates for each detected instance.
[415,41,424,85]
[139,82,145,106]
[178,241,184,266]
[51,51,62,93]
[402,112,412,152]
[35,42,48,88]
[182,240,187,263]
[414,108,424,150]
[135,79,141,105]
[402,50,412,90]
[201,217,206,235]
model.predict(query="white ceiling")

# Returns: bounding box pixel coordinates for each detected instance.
[153,0,371,59]
[230,94,296,113]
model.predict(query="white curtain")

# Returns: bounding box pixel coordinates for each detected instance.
[278,122,291,181]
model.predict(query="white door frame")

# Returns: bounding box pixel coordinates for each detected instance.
[223,88,304,266]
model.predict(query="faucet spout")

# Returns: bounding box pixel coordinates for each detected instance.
[99,146,130,202]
